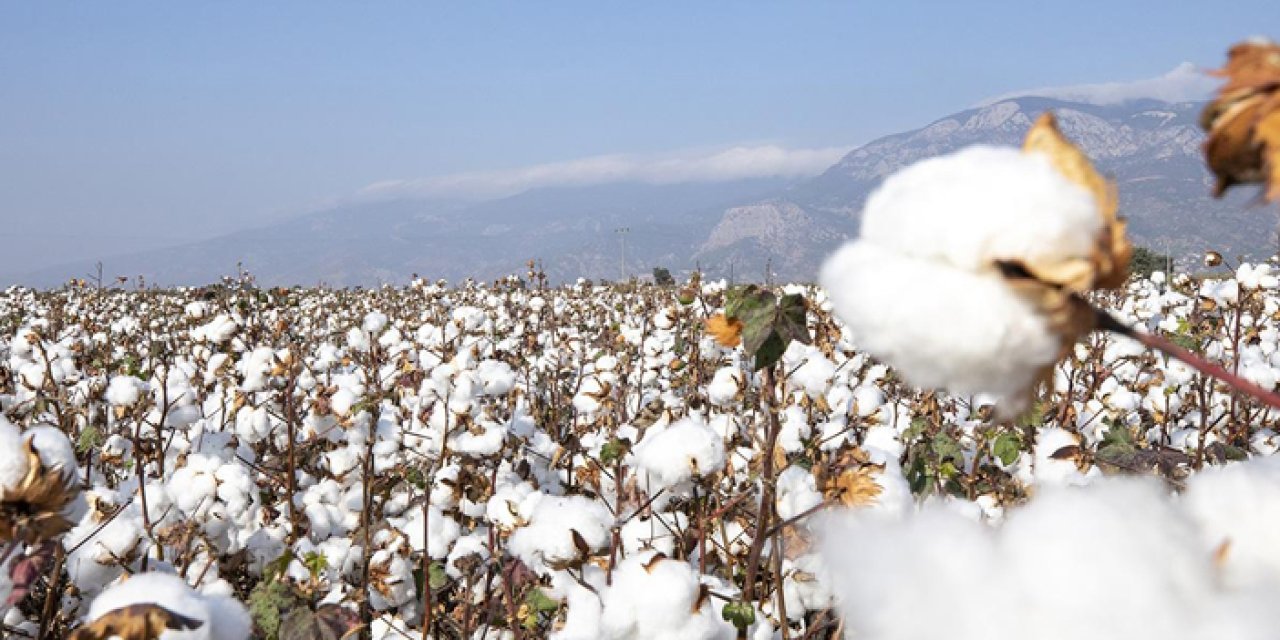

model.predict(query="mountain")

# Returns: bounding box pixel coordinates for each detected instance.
[694,97,1274,282]
[12,97,1277,287]
[13,179,793,287]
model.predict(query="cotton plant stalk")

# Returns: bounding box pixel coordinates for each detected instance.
[821,112,1280,417]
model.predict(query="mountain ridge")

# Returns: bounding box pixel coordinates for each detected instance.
[11,97,1277,288]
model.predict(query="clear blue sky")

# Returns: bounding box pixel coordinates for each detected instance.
[0,1,1276,275]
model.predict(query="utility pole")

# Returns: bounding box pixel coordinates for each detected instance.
[615,227,630,281]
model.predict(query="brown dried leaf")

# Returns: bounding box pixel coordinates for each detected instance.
[1022,112,1131,291]
[705,314,743,348]
[825,465,883,508]
[68,604,203,640]
[1202,40,1280,200]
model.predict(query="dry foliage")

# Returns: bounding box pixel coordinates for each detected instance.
[1202,39,1280,201]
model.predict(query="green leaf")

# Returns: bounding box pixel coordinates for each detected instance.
[751,332,787,371]
[931,434,964,467]
[427,561,449,591]
[76,426,103,454]
[600,438,628,465]
[992,433,1021,466]
[303,551,328,579]
[775,293,812,346]
[526,588,560,613]
[722,600,756,630]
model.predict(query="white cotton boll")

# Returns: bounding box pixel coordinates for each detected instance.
[776,466,823,521]
[653,308,676,330]
[1181,457,1280,588]
[346,327,370,352]
[84,571,251,640]
[106,375,143,406]
[191,314,238,344]
[452,420,507,456]
[781,554,834,619]
[184,301,209,319]
[600,550,734,640]
[446,534,490,579]
[368,550,416,610]
[821,145,1104,415]
[0,419,31,490]
[862,424,903,460]
[789,350,836,397]
[507,495,612,571]
[398,505,461,559]
[620,511,688,556]
[777,405,811,454]
[1001,480,1209,640]
[706,367,743,407]
[859,145,1099,273]
[822,242,1061,415]
[634,417,727,491]
[1033,427,1098,487]
[476,359,516,395]
[362,311,388,334]
[486,481,538,530]
[573,375,611,414]
[821,506,1000,640]
[852,384,885,417]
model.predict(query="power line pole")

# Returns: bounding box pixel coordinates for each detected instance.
[615,227,630,281]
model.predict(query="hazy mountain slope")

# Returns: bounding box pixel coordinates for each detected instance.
[14,179,792,287]
[695,97,1275,282]
[12,98,1276,288]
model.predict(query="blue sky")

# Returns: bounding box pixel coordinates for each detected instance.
[0,1,1276,274]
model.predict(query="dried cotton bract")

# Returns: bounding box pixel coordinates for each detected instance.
[820,114,1129,415]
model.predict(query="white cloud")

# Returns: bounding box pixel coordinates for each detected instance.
[980,62,1218,106]
[358,144,850,200]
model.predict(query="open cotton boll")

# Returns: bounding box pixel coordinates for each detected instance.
[507,495,612,571]
[823,242,1061,414]
[0,418,30,490]
[1181,456,1280,588]
[860,146,1100,271]
[600,550,734,640]
[706,367,743,407]
[84,571,251,640]
[634,417,727,492]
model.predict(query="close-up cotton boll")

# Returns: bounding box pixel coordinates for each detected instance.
[821,117,1128,416]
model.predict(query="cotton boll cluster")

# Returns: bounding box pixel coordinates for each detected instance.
[6,264,1280,637]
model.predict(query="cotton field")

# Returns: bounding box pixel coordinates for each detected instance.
[3,261,1280,639]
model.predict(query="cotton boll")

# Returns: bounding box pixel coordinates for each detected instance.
[858,146,1100,272]
[507,495,612,571]
[0,418,31,490]
[634,417,727,492]
[821,506,1001,640]
[619,511,688,556]
[84,571,250,640]
[106,375,144,406]
[1000,480,1210,640]
[706,367,743,407]
[600,550,734,640]
[476,359,516,395]
[1181,457,1280,588]
[1033,427,1098,487]
[822,242,1061,415]
[776,466,822,521]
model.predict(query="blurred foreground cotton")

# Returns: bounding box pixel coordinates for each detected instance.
[821,115,1130,415]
